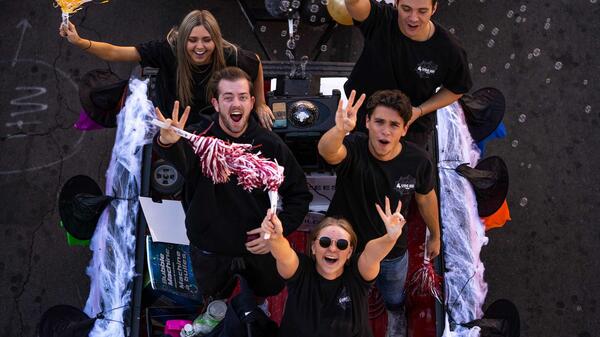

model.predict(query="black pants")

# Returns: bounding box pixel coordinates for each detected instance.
[190,246,285,301]
[404,129,432,150]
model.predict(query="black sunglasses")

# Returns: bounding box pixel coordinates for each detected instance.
[318,236,349,251]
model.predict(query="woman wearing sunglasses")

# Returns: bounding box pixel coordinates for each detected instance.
[261,197,405,337]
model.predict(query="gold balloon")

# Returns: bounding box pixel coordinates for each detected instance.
[327,0,353,26]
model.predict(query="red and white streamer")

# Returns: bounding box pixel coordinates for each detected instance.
[407,228,443,304]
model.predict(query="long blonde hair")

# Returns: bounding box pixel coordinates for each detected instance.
[166,10,237,107]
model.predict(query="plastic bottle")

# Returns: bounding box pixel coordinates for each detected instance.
[192,300,227,335]
[179,323,196,337]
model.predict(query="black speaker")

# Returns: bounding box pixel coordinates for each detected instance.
[267,89,340,170]
[268,89,340,134]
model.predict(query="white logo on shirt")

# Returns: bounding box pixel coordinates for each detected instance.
[395,176,416,196]
[416,61,438,79]
[337,287,351,310]
[338,295,351,308]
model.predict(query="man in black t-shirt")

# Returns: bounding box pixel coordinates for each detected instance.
[344,0,472,146]
[318,89,441,336]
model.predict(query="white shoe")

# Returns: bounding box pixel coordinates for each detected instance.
[385,308,407,337]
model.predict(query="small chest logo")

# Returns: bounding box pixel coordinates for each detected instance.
[415,61,438,79]
[337,287,352,310]
[395,176,416,196]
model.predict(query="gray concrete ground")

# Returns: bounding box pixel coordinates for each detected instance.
[1,0,598,336]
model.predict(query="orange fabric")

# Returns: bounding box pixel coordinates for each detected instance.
[482,199,511,230]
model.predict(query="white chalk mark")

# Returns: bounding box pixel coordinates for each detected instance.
[10,87,48,116]
[5,120,43,128]
[12,19,32,67]
[0,58,85,176]
[6,134,29,139]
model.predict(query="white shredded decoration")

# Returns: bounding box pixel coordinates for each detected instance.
[438,102,488,337]
[84,78,156,337]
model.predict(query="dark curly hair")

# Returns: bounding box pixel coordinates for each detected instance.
[365,89,413,125]
[396,0,438,6]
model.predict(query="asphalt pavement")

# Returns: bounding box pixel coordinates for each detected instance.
[0,0,598,336]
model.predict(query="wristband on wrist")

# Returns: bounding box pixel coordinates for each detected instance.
[156,136,174,148]
[82,39,92,51]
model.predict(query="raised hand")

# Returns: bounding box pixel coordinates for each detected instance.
[260,209,283,239]
[335,90,366,133]
[375,196,406,242]
[155,101,190,145]
[59,22,81,45]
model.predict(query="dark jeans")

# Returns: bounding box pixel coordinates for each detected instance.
[375,252,409,311]
[189,245,285,301]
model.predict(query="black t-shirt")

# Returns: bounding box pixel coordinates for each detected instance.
[136,40,260,125]
[327,133,434,257]
[344,0,472,133]
[278,254,374,337]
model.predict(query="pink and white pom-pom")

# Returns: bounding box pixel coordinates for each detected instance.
[152,118,284,241]
[189,134,284,192]
[151,119,285,192]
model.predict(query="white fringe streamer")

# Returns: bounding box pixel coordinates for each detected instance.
[438,102,488,337]
[84,78,156,337]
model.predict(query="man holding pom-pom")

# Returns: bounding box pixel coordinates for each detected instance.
[154,66,312,304]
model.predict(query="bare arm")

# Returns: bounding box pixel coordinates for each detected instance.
[59,22,141,62]
[415,190,441,259]
[253,55,275,129]
[317,125,348,165]
[317,90,365,165]
[344,0,372,22]
[262,210,300,279]
[358,197,406,281]
[409,88,463,127]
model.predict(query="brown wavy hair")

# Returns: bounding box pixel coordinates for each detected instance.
[366,89,412,125]
[396,0,438,6]
[207,66,254,100]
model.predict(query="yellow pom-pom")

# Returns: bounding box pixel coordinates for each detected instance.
[55,0,92,14]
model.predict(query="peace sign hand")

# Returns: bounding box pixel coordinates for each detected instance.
[335,90,366,133]
[375,196,406,242]
[155,100,190,145]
